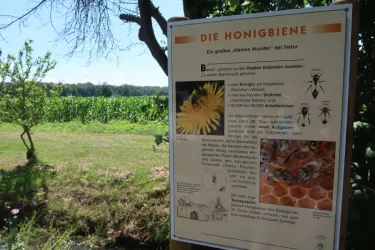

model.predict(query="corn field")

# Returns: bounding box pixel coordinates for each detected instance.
[45,96,169,123]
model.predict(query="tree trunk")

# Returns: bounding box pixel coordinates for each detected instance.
[138,0,168,75]
[120,0,207,76]
[183,0,205,19]
[24,127,36,161]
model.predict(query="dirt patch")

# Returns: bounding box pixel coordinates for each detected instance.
[111,168,133,180]
[149,186,168,199]
[79,163,92,171]
[6,161,28,169]
[150,165,169,180]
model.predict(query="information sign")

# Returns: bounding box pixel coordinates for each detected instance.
[168,5,353,250]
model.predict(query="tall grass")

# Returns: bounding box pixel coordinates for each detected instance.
[1,214,75,250]
[45,96,168,124]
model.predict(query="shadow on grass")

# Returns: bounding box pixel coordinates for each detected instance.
[0,162,171,249]
[0,161,56,226]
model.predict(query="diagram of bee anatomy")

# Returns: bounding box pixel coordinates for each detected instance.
[202,170,227,192]
[297,71,333,127]
[297,104,311,127]
[297,104,333,126]
[318,105,332,125]
[305,72,326,99]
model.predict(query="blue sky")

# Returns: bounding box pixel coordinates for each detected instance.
[1,1,184,86]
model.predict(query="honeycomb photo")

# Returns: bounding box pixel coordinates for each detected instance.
[175,81,225,135]
[259,139,336,211]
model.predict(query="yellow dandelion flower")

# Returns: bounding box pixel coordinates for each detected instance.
[176,82,224,135]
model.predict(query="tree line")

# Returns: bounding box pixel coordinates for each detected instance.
[2,81,168,97]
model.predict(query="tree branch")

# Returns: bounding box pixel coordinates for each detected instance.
[149,2,167,37]
[119,13,141,25]
[119,4,167,38]
[138,0,168,75]
[0,0,48,30]
[20,130,30,150]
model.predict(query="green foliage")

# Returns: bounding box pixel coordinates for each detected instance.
[0,40,56,127]
[154,131,169,152]
[44,95,168,124]
[1,214,74,250]
[40,226,75,250]
[3,215,36,250]
[0,40,57,161]
[346,1,375,248]
[16,120,168,135]
[204,0,318,17]
[2,81,168,97]
[118,84,131,96]
[99,83,112,97]
[154,224,170,242]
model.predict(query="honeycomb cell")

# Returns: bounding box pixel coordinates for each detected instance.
[261,195,279,205]
[298,198,315,208]
[300,177,316,189]
[260,185,272,196]
[290,186,307,199]
[273,185,288,197]
[328,190,333,200]
[279,196,296,207]
[308,187,327,201]
[318,176,334,191]
[317,199,332,211]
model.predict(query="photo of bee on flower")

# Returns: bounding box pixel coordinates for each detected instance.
[259,139,336,211]
[175,81,225,135]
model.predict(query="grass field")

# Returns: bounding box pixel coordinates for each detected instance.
[0,122,170,249]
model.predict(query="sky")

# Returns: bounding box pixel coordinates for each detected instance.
[0,1,184,87]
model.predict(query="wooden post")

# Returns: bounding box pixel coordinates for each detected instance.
[330,1,359,250]
[170,239,192,250]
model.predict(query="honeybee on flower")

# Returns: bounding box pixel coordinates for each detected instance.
[176,82,225,135]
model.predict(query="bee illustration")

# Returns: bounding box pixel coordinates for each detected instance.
[298,160,332,185]
[191,88,208,108]
[319,106,332,125]
[283,141,321,163]
[219,186,226,192]
[301,140,320,154]
[260,139,277,165]
[261,140,295,165]
[305,73,326,99]
[274,168,295,184]
[298,164,317,184]
[297,105,311,127]
[212,173,217,184]
[274,139,292,159]
[261,162,294,184]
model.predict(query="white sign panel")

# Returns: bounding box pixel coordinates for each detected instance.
[168,5,352,250]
